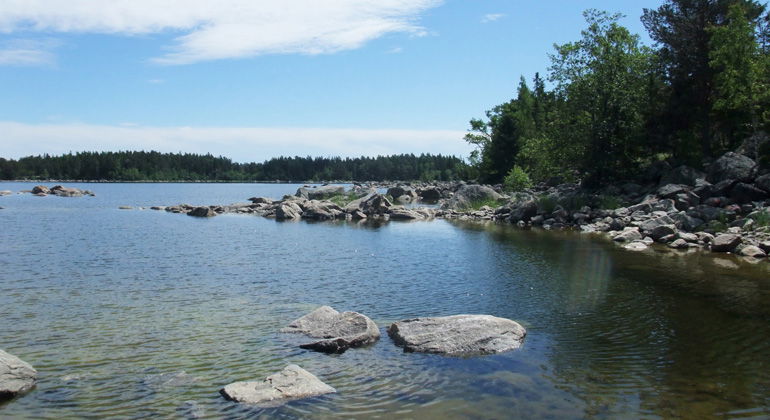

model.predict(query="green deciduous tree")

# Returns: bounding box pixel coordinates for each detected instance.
[549,10,654,183]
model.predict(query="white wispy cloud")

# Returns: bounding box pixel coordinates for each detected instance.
[0,121,471,162]
[481,13,505,23]
[386,47,403,54]
[0,38,59,66]
[0,0,442,65]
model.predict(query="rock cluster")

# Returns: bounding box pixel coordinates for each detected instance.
[28,185,94,197]
[460,151,770,259]
[159,189,436,221]
[152,151,768,262]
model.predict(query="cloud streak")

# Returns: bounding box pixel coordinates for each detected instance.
[481,13,505,23]
[0,38,59,66]
[0,121,471,162]
[0,0,442,64]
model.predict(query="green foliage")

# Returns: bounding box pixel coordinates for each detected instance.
[709,2,768,147]
[503,165,533,192]
[536,195,559,214]
[550,10,655,183]
[327,192,360,207]
[597,195,625,210]
[467,3,769,186]
[558,194,590,212]
[749,209,770,227]
[0,151,470,182]
[642,0,767,160]
[705,219,729,233]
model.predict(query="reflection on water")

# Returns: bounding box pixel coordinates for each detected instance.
[0,183,769,419]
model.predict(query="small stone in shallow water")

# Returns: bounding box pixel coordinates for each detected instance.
[220,365,335,406]
[0,349,37,400]
[281,306,380,354]
[388,314,526,356]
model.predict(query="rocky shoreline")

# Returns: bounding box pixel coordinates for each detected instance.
[149,151,769,261]
[3,151,768,260]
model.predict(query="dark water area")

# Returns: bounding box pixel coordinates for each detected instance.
[1,183,768,419]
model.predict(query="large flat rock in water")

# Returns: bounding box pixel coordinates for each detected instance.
[388,314,526,356]
[220,365,335,406]
[281,306,380,354]
[0,349,38,400]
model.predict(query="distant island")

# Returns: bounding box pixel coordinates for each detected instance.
[0,151,470,183]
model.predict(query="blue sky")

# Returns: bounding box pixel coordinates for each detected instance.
[0,0,663,162]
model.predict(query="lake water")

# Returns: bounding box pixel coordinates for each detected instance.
[1,182,769,419]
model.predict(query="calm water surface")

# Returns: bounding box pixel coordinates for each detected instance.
[1,182,769,419]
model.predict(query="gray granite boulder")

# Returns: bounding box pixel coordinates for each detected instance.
[739,245,766,258]
[275,202,303,220]
[756,174,770,193]
[650,224,677,242]
[296,185,344,200]
[612,227,643,243]
[708,152,756,183]
[0,349,37,400]
[188,206,216,217]
[388,314,526,356]
[417,186,443,201]
[444,185,502,210]
[389,208,426,220]
[711,234,742,253]
[281,306,380,354]
[31,185,50,195]
[220,365,335,406]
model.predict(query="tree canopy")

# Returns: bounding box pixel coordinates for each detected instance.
[467,1,770,187]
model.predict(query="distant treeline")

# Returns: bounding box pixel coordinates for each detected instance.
[0,151,471,182]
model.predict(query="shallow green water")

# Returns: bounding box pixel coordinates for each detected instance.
[0,183,768,419]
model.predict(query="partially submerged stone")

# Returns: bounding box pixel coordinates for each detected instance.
[0,349,37,400]
[711,234,742,253]
[281,306,380,354]
[220,364,335,406]
[623,241,649,251]
[188,206,217,217]
[388,314,526,356]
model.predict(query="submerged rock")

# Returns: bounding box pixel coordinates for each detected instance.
[176,400,206,419]
[387,314,526,356]
[0,349,37,400]
[281,306,380,354]
[141,370,198,390]
[220,364,335,406]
